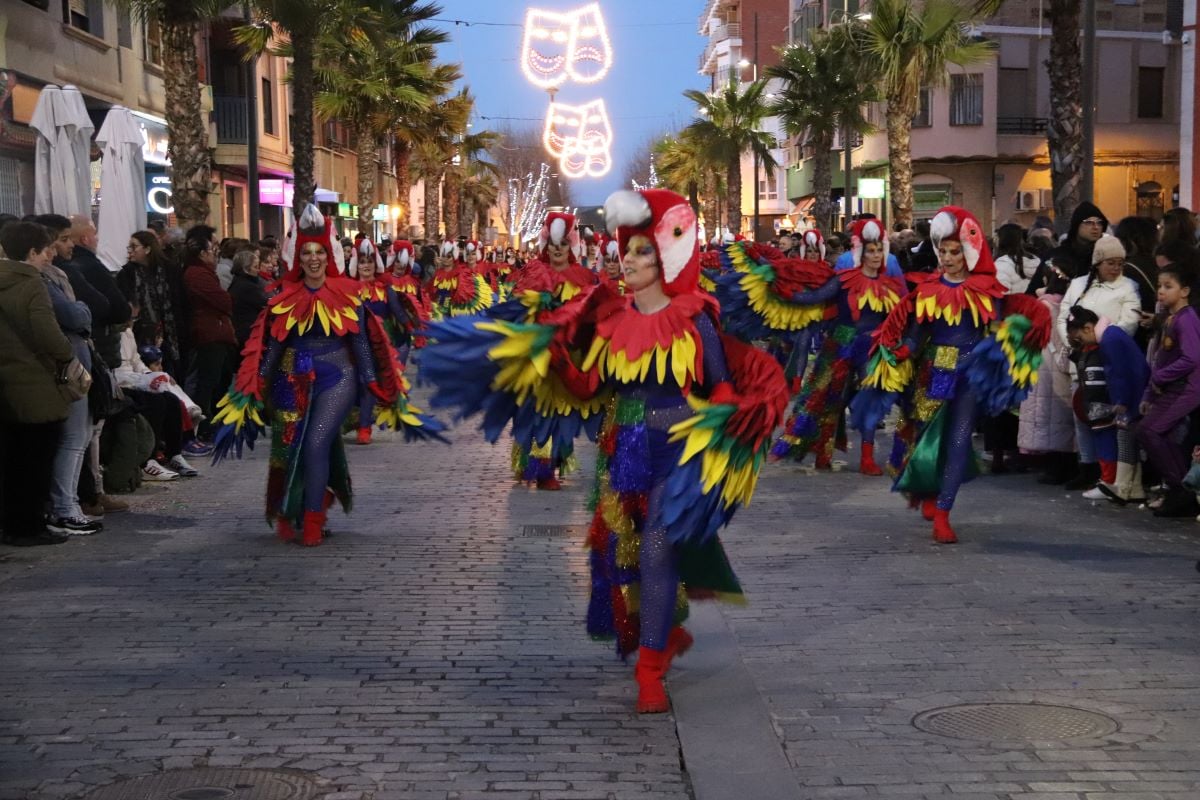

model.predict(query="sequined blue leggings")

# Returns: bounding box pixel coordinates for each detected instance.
[302,347,357,513]
[936,383,981,511]
[638,428,682,652]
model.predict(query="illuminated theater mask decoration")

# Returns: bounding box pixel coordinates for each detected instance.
[521,3,614,88]
[542,98,613,179]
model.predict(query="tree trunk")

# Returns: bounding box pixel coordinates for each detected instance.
[355,126,377,232]
[423,170,442,240]
[290,29,316,218]
[160,18,210,229]
[443,171,461,238]
[394,140,412,234]
[1046,0,1084,236]
[702,176,720,240]
[810,131,835,233]
[726,156,742,235]
[885,91,917,228]
[686,180,699,214]
[476,202,488,239]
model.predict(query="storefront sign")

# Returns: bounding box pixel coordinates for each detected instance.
[338,202,359,218]
[858,178,886,199]
[259,179,294,207]
[145,173,173,214]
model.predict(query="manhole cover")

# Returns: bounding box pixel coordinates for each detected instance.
[81,768,322,800]
[522,524,584,537]
[913,703,1119,742]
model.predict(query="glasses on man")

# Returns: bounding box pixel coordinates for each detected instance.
[1081,218,1105,226]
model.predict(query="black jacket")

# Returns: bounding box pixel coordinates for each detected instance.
[1047,202,1108,281]
[68,245,131,368]
[227,272,267,348]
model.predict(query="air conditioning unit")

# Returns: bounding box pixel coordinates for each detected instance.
[1039,188,1054,210]
[1016,190,1040,211]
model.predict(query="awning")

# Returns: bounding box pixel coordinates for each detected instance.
[788,197,815,223]
[315,187,339,203]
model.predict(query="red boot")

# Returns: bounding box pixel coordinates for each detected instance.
[665,626,694,668]
[635,646,671,714]
[919,497,936,521]
[355,427,372,445]
[276,517,296,543]
[859,442,883,476]
[301,510,326,547]
[932,508,958,544]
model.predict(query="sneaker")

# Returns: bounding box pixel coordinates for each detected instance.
[97,494,129,513]
[1081,485,1108,501]
[167,454,199,477]
[141,460,179,482]
[45,516,102,535]
[182,439,214,457]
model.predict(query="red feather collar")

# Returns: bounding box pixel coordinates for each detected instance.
[838,267,905,321]
[910,271,1005,326]
[267,275,362,340]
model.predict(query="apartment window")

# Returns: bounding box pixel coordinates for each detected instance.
[262,78,275,135]
[116,10,132,48]
[914,183,953,216]
[144,19,162,64]
[949,74,984,126]
[1137,67,1164,119]
[64,0,104,37]
[912,88,932,128]
[759,170,778,201]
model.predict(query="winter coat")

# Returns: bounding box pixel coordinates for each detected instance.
[0,259,75,423]
[228,272,268,348]
[1018,293,1076,454]
[995,253,1040,295]
[183,261,236,347]
[69,244,131,369]
[1057,272,1142,346]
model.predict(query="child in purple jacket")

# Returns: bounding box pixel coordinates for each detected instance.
[1137,264,1200,517]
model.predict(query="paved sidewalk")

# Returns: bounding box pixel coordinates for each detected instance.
[2,421,1199,800]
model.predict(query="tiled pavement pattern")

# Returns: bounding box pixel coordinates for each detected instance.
[2,416,1199,800]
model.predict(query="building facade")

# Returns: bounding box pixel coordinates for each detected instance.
[785,0,1182,232]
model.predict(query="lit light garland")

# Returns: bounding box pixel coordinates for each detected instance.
[508,164,552,246]
[521,3,613,89]
[631,153,659,191]
[542,98,613,179]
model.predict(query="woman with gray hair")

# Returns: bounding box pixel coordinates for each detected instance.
[227,248,267,352]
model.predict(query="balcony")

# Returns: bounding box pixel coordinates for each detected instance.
[699,22,742,72]
[997,116,1048,135]
[214,94,248,144]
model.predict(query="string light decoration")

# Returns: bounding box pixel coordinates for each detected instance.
[631,153,659,191]
[508,164,552,246]
[542,98,613,179]
[521,3,613,89]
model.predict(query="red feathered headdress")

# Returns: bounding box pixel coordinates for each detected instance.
[604,188,700,297]
[349,235,384,278]
[798,229,826,262]
[929,206,994,275]
[849,218,888,268]
[537,211,581,263]
[280,204,344,281]
[390,239,414,271]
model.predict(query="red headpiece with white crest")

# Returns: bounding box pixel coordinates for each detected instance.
[929,206,994,275]
[848,218,888,268]
[537,211,582,263]
[603,188,700,297]
[280,204,345,281]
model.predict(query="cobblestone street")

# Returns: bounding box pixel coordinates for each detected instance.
[2,419,1199,800]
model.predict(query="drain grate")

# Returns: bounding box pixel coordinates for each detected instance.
[522,524,585,538]
[81,768,322,800]
[913,703,1119,742]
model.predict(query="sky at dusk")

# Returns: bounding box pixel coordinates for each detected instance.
[434,0,710,205]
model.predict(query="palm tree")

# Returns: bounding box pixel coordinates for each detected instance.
[393,63,461,229]
[768,27,878,233]
[445,126,500,237]
[312,2,446,231]
[409,91,471,240]
[1046,0,1084,233]
[683,79,778,236]
[855,0,996,226]
[654,131,707,214]
[461,162,500,239]
[119,0,226,227]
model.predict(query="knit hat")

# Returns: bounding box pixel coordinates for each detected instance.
[603,188,699,297]
[1091,233,1126,265]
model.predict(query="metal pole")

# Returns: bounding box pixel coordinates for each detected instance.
[244,3,260,240]
[752,11,760,240]
[1081,0,1096,202]
[843,121,854,229]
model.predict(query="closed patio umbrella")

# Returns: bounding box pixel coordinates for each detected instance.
[29,84,93,217]
[95,106,147,271]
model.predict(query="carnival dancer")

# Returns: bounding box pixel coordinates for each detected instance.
[854,206,1051,543]
[350,237,423,445]
[500,211,598,489]
[448,239,495,316]
[770,222,907,474]
[431,240,459,316]
[388,239,431,361]
[210,205,443,546]
[418,189,788,712]
[599,236,624,291]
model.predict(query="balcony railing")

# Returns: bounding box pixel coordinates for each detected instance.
[997,116,1048,135]
[214,94,248,144]
[699,22,742,71]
